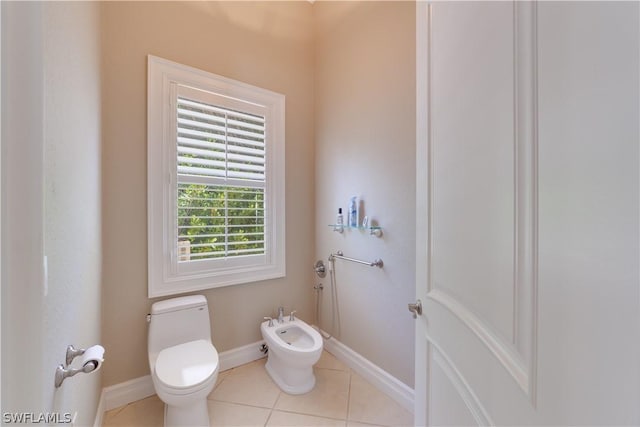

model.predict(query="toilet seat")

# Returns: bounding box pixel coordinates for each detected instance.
[155,339,218,394]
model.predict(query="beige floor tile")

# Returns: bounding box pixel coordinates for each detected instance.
[103,395,164,426]
[316,350,349,372]
[217,368,232,382]
[274,368,350,420]
[207,400,271,426]
[208,369,232,398]
[209,359,280,408]
[347,374,413,427]
[267,410,347,426]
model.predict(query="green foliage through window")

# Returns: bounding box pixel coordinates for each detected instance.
[177,184,265,261]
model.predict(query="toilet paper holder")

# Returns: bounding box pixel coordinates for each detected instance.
[55,344,104,388]
[65,344,85,366]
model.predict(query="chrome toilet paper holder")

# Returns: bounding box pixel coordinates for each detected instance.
[55,344,104,388]
[65,344,85,366]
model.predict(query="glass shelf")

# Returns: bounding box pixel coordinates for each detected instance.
[328,224,383,236]
[328,225,382,230]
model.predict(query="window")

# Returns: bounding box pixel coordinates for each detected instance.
[148,56,285,297]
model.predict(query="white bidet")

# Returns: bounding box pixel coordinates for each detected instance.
[261,316,323,394]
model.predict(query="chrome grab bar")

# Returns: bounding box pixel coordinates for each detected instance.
[329,251,383,268]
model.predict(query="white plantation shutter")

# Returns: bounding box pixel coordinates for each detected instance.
[175,90,267,261]
[176,97,266,181]
[147,56,285,297]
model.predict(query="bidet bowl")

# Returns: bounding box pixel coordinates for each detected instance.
[275,325,316,349]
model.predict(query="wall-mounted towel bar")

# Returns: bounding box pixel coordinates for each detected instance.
[329,250,383,268]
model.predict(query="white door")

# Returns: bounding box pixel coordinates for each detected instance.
[415,1,639,425]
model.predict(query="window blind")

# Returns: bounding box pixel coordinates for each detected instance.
[176,96,266,261]
[177,97,266,181]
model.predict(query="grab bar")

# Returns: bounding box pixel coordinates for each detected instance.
[329,251,383,268]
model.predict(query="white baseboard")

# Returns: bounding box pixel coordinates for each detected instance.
[93,389,106,427]
[321,331,415,413]
[98,340,266,413]
[218,339,266,372]
[102,374,156,412]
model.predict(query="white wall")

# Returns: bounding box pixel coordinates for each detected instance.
[1,1,45,415]
[314,1,416,387]
[43,2,103,425]
[1,2,103,425]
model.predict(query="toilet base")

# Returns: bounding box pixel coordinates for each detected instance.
[265,356,316,395]
[163,399,209,427]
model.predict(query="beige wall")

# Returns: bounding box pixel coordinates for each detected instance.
[101,1,316,386]
[313,1,416,387]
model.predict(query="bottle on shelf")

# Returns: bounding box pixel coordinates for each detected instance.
[335,208,344,233]
[348,196,358,228]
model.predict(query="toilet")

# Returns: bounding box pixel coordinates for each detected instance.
[260,316,323,394]
[148,295,219,427]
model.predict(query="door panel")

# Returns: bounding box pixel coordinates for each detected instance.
[431,1,517,344]
[428,0,538,402]
[430,348,485,427]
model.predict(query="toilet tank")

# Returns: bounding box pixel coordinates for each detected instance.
[148,295,212,358]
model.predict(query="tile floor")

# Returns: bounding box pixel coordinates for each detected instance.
[103,350,413,427]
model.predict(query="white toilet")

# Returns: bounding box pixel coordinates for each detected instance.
[261,315,323,394]
[148,295,219,427]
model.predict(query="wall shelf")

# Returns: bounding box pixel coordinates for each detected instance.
[328,224,382,237]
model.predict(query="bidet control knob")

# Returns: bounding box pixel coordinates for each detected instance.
[289,311,297,321]
[264,317,274,327]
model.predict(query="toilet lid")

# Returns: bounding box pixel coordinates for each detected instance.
[155,339,218,390]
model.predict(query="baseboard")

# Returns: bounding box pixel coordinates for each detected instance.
[100,339,266,412]
[321,331,415,413]
[93,388,106,427]
[218,339,267,372]
[102,375,156,412]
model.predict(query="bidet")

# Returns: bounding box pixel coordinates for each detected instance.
[260,316,323,394]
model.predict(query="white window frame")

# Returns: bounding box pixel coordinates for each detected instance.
[147,55,285,298]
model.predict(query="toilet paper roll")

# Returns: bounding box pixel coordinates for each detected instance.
[81,345,105,372]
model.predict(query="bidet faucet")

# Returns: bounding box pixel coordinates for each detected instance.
[277,307,285,323]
